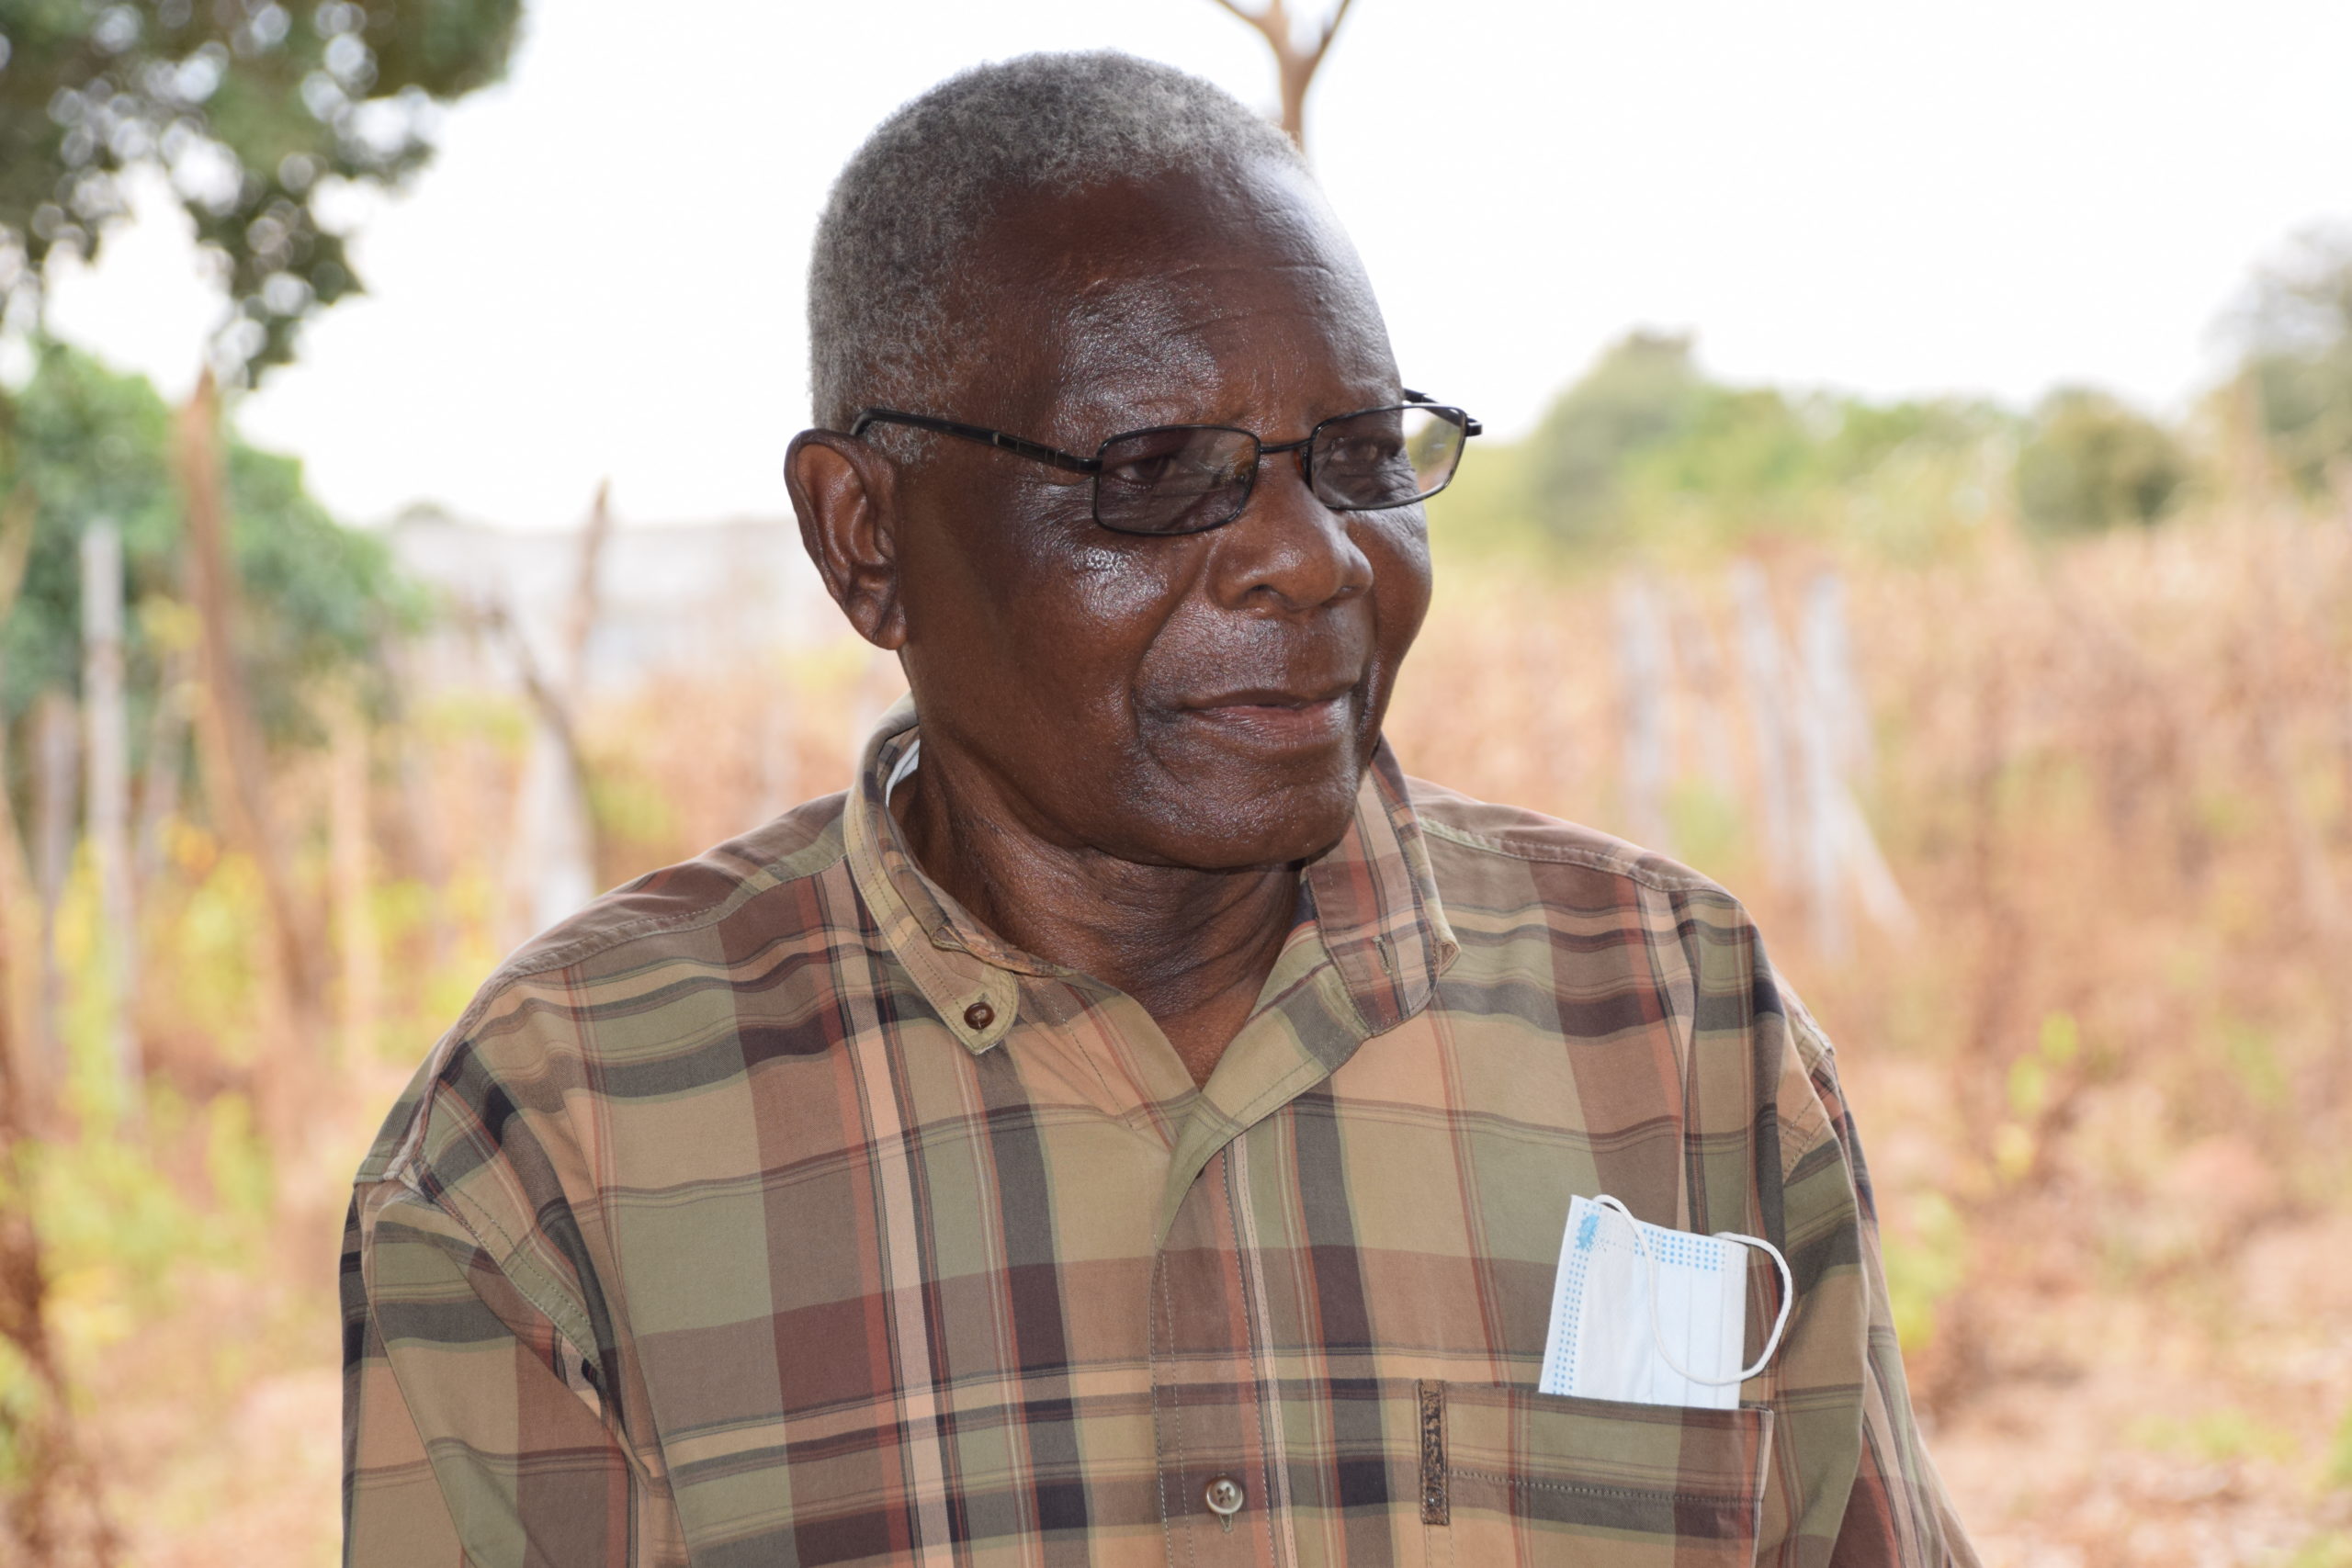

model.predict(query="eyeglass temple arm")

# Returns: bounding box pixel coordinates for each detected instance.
[849,409,1101,474]
[1401,389,1482,439]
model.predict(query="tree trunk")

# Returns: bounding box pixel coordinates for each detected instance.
[329,697,381,1066]
[173,373,327,1126]
[0,491,50,1119]
[79,521,140,1105]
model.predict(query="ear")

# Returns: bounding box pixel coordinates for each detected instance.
[786,429,908,650]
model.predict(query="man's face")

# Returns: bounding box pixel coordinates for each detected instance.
[880,160,1431,872]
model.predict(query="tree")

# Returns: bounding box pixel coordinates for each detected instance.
[1204,0,1354,150]
[1447,333,2014,558]
[1522,332,1708,547]
[0,3,511,1134]
[0,342,413,1134]
[0,0,524,381]
[2015,387,2189,534]
[0,344,406,741]
[2232,229,2352,501]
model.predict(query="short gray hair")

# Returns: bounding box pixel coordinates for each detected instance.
[808,51,1305,434]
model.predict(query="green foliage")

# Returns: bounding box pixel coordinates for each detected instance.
[138,831,265,1051]
[1422,433,1550,561]
[0,1328,38,1491]
[1880,1190,1966,1351]
[0,337,179,705]
[2233,229,2352,498]
[0,0,522,379]
[2014,387,2189,534]
[221,434,416,740]
[0,340,422,748]
[1525,331,1708,547]
[30,1116,247,1322]
[2005,1010,2079,1121]
[2126,1406,2298,1465]
[1435,331,2013,562]
[2221,1018,2288,1111]
[2286,1534,2352,1568]
[1664,780,1745,879]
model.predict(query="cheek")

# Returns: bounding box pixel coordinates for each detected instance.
[934,509,1200,726]
[1362,514,1434,663]
[1060,537,1192,646]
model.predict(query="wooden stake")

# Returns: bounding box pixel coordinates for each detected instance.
[1731,562,1794,886]
[79,521,140,1103]
[1612,573,1675,853]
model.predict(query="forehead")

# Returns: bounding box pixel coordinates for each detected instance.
[952,161,1396,433]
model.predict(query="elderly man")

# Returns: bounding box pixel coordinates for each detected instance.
[344,52,1973,1568]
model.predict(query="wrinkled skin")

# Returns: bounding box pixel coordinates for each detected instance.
[785,159,1431,1083]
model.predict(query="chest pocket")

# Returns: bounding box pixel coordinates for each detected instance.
[1420,1382,1774,1566]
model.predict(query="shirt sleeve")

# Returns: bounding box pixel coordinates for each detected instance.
[1786,1003,1981,1568]
[342,1184,685,1568]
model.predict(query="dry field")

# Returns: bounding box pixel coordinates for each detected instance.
[16,509,2351,1566]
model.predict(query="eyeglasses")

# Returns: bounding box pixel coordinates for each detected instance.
[848,389,1481,536]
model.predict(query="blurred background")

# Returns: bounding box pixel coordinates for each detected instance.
[1,1,2348,1562]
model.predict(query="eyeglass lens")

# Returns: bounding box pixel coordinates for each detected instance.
[1091,406,1470,536]
[1093,426,1260,535]
[1312,405,1467,511]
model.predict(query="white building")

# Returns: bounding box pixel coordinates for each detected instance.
[387,508,843,694]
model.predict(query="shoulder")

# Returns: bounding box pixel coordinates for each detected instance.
[1405,772,1743,914]
[1405,774,1843,1180]
[356,790,854,1187]
[1404,772,1785,1044]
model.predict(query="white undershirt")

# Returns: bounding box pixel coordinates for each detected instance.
[884,737,922,806]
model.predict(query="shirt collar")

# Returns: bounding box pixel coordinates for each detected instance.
[842,695,1458,1055]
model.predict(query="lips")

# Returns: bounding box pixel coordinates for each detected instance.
[1187,682,1353,709]
[1173,682,1358,749]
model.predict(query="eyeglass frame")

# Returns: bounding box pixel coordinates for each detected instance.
[844,389,1482,536]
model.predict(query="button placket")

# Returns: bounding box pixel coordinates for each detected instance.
[1152,1148,1280,1562]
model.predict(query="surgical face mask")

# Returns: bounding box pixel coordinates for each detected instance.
[1537,1194,1793,1410]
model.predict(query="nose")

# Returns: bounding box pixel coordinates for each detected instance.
[1207,447,1374,615]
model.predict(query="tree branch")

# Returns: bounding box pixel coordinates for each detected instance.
[1201,0,1355,151]
[1206,0,1272,33]
[1309,0,1356,68]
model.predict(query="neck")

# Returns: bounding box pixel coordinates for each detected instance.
[891,750,1297,1087]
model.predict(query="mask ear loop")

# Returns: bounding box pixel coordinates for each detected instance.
[1592,1195,1794,1387]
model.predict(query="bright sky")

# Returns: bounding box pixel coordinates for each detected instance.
[40,0,2352,530]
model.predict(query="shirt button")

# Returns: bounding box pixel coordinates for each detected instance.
[962,1000,995,1031]
[1204,1474,1245,1528]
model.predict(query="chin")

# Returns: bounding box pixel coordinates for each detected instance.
[1125,769,1366,872]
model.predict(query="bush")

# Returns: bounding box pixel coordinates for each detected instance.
[2015,388,2188,533]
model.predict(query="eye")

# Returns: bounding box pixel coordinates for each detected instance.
[1320,433,1405,471]
[1097,429,1254,493]
[1102,450,1189,490]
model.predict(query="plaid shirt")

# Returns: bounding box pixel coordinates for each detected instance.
[344,703,1974,1567]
